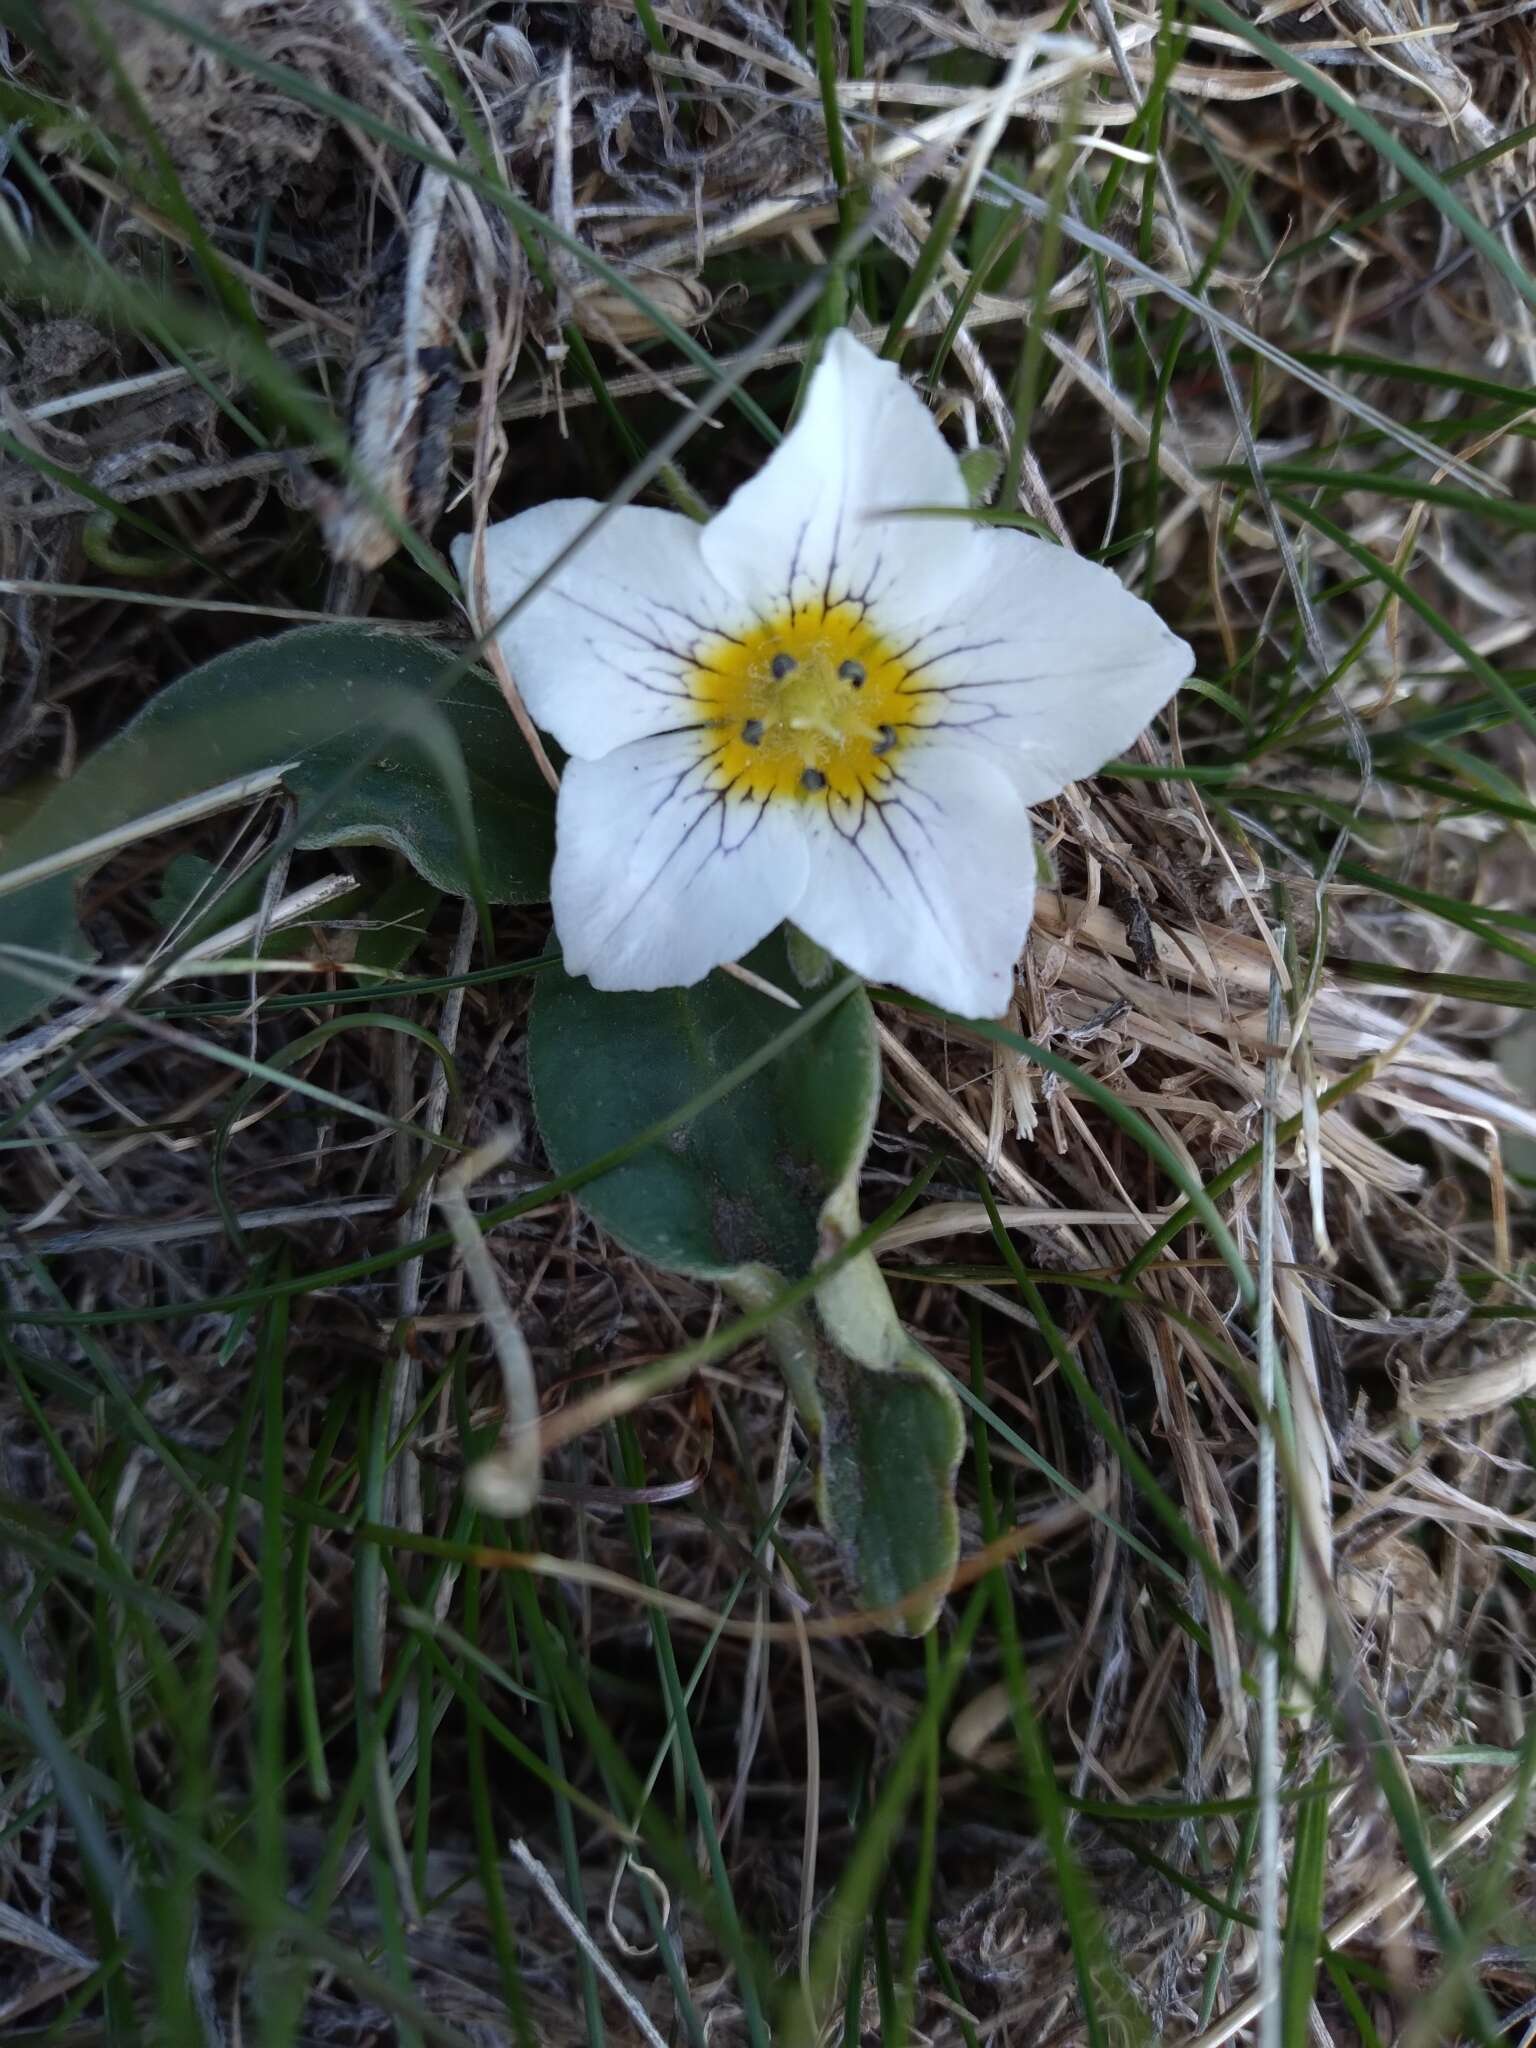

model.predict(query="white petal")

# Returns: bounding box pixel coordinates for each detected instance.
[698,329,980,628]
[552,730,810,990]
[453,501,743,760]
[910,529,1194,799]
[790,739,1034,1018]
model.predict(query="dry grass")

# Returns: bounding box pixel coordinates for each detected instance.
[2,0,1536,2042]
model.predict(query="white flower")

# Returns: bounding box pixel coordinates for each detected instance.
[454,330,1192,1017]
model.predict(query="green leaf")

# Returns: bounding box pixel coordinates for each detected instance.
[967,156,1026,290]
[353,873,442,977]
[528,933,963,1630]
[1498,1020,1536,1181]
[149,853,266,946]
[528,933,878,1282]
[958,445,1004,508]
[744,1277,962,1631]
[0,625,554,1033]
[1282,1766,1331,2048]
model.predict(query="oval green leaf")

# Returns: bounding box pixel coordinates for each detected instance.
[528,932,879,1281]
[746,1274,963,1633]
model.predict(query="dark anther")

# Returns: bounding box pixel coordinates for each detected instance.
[741,718,764,745]
[770,652,797,680]
[872,724,897,756]
[838,659,866,687]
[800,766,827,792]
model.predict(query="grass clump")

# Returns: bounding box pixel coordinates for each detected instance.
[2,2,1535,2043]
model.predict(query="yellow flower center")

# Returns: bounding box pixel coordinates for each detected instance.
[689,601,926,805]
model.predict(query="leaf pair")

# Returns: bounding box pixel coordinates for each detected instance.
[530,934,963,1628]
[0,625,961,1626]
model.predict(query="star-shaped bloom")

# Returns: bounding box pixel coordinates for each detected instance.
[455,331,1192,1017]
